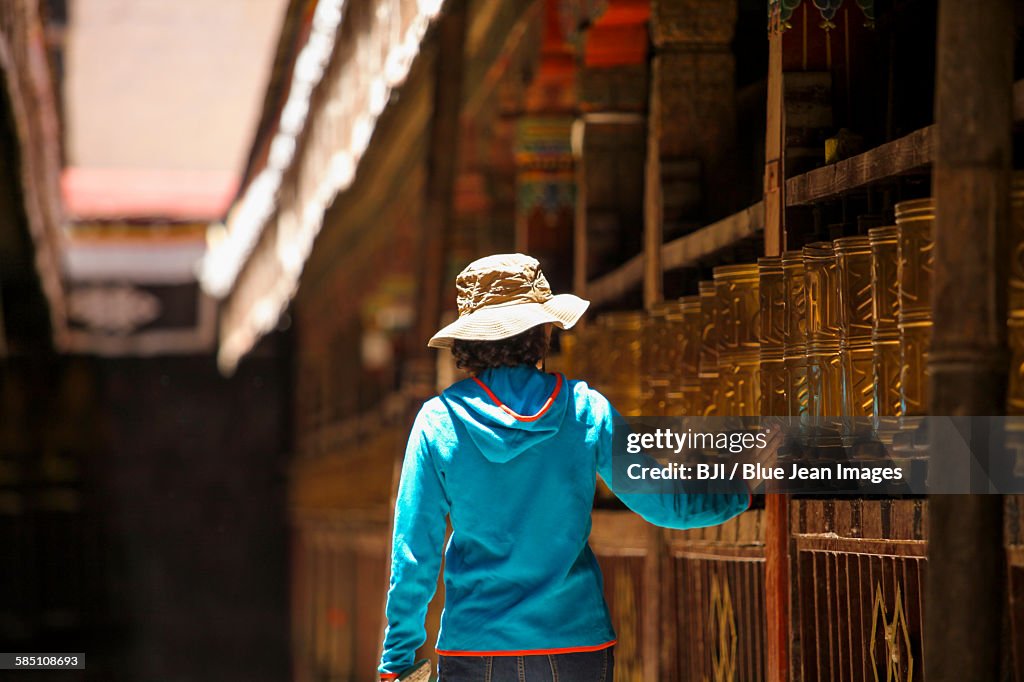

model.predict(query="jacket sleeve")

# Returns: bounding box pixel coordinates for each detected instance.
[594,395,750,530]
[379,407,451,677]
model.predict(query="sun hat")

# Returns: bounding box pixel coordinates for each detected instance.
[427,253,590,349]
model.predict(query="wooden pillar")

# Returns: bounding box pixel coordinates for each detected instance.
[764,5,786,257]
[645,0,737,309]
[926,0,1012,678]
[515,0,577,294]
[409,0,467,397]
[649,0,738,234]
[573,0,650,299]
[763,5,790,682]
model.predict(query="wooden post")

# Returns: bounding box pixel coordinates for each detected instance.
[645,0,738,309]
[926,0,1012,678]
[409,0,467,397]
[573,0,650,302]
[764,8,786,257]
[763,5,790,682]
[515,0,577,294]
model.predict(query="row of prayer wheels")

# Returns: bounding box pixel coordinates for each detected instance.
[561,193,1024,428]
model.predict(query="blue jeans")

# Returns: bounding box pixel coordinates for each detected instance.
[437,647,614,682]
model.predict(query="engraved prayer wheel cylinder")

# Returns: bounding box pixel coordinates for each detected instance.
[640,305,668,416]
[574,323,597,387]
[664,389,687,417]
[643,303,669,378]
[803,242,843,420]
[895,198,935,417]
[556,330,577,378]
[600,311,645,416]
[869,225,902,419]
[713,264,761,417]
[641,377,669,416]
[661,300,689,415]
[644,300,687,392]
[759,257,787,417]
[698,280,720,416]
[565,327,584,379]
[661,300,687,381]
[835,236,875,419]
[782,250,809,417]
[680,295,703,416]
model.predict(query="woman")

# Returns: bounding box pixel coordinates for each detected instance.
[378,254,751,681]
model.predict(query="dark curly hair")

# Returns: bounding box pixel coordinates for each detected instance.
[451,324,551,375]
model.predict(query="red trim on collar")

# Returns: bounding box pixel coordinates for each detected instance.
[472,372,563,422]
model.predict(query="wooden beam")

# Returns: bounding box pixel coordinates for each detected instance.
[926,0,1012,679]
[586,202,763,307]
[660,202,764,271]
[785,125,934,206]
[786,79,1024,207]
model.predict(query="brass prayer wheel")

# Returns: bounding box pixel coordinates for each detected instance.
[571,324,596,387]
[782,250,809,417]
[759,257,787,417]
[698,280,720,416]
[664,389,687,418]
[713,264,760,417]
[550,329,576,378]
[869,225,902,419]
[641,304,670,415]
[642,300,690,415]
[835,236,874,419]
[895,198,935,417]
[661,301,687,380]
[680,295,703,416]
[803,242,843,421]
[641,376,669,416]
[599,311,645,416]
[662,300,689,415]
[643,303,670,378]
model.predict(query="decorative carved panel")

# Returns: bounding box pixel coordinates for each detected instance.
[870,226,902,420]
[760,257,788,417]
[792,499,926,682]
[663,512,767,682]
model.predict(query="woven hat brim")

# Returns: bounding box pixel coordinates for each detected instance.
[427,293,590,348]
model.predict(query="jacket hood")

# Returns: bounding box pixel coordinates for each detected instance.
[440,365,568,463]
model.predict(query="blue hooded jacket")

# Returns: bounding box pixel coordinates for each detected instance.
[378,365,750,676]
